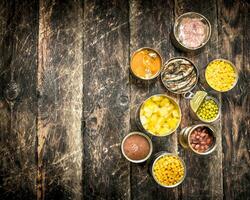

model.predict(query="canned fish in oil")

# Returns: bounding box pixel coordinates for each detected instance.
[161,57,199,95]
[178,124,217,155]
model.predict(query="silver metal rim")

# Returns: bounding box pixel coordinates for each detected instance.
[121,131,153,163]
[205,59,239,92]
[196,95,221,123]
[138,94,182,137]
[151,152,186,188]
[130,47,163,80]
[173,12,212,51]
[187,124,217,155]
[161,57,199,94]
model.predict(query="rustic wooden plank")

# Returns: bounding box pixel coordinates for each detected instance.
[217,1,250,199]
[37,0,83,199]
[174,1,223,199]
[83,0,130,199]
[0,0,38,199]
[129,1,180,199]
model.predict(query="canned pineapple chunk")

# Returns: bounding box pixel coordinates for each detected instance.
[139,95,181,136]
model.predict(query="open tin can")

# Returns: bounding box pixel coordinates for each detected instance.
[130,47,163,80]
[161,57,199,95]
[136,94,181,137]
[178,124,217,155]
[205,59,239,92]
[150,151,186,188]
[121,132,153,163]
[187,90,220,123]
[170,12,211,52]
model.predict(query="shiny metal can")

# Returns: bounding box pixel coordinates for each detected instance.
[205,58,239,92]
[150,151,186,188]
[136,94,182,137]
[121,131,153,163]
[130,47,163,80]
[178,124,217,155]
[170,12,211,52]
[160,57,199,95]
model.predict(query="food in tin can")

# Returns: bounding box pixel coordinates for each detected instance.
[196,98,219,121]
[189,127,214,153]
[131,48,161,79]
[153,154,185,186]
[205,59,237,92]
[140,95,181,136]
[175,14,210,49]
[161,58,198,93]
[122,134,151,161]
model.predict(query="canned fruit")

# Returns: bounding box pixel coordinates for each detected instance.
[140,95,181,136]
[131,48,161,79]
[196,98,219,121]
[161,58,198,94]
[153,155,185,187]
[189,127,215,153]
[205,59,237,92]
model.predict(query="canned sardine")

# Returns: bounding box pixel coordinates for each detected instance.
[161,57,199,95]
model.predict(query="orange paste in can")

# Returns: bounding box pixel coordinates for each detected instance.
[131,49,161,79]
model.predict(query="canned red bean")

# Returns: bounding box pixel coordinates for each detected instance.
[178,124,217,155]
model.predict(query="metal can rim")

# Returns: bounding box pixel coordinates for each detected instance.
[121,131,153,163]
[205,58,239,92]
[160,57,199,95]
[173,12,212,51]
[130,47,163,80]
[187,124,217,155]
[138,94,182,137]
[151,152,186,188]
[195,95,221,123]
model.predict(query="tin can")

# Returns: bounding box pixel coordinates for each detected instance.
[130,47,163,80]
[121,132,153,163]
[205,59,239,92]
[150,151,186,188]
[160,57,199,96]
[136,94,181,137]
[170,12,211,52]
[186,91,221,123]
[178,124,217,155]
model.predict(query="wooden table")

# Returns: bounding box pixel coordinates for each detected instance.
[0,0,249,199]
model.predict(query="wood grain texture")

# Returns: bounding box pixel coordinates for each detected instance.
[129,0,180,199]
[0,0,38,199]
[174,0,223,199]
[37,0,83,199]
[83,0,130,199]
[217,1,250,199]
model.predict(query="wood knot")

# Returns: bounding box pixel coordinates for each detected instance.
[4,81,20,102]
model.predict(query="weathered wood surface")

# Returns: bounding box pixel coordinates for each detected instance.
[218,1,250,199]
[37,0,83,199]
[0,0,249,200]
[83,0,130,199]
[0,0,38,199]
